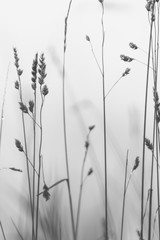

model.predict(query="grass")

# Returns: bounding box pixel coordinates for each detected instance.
[1,1,160,240]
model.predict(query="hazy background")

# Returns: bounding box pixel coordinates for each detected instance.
[0,0,156,240]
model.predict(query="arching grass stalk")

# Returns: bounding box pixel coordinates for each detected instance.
[62,0,75,239]
[85,35,103,75]
[75,125,95,240]
[35,54,49,240]
[105,68,131,99]
[141,3,155,239]
[13,48,33,233]
[0,62,10,160]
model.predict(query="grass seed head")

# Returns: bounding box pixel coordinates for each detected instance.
[38,53,47,85]
[43,184,51,201]
[132,157,140,172]
[145,138,153,151]
[120,55,134,62]
[129,42,138,50]
[28,100,34,113]
[19,102,28,114]
[42,85,49,96]
[89,125,95,131]
[15,81,19,90]
[31,53,38,83]
[86,35,90,42]
[145,1,155,12]
[15,139,24,152]
[85,141,89,149]
[122,68,131,77]
[98,0,104,3]
[31,83,36,90]
[13,48,19,69]
[87,168,93,176]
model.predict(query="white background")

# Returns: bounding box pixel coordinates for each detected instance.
[0,1,157,240]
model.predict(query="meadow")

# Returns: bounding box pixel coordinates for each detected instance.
[0,0,159,240]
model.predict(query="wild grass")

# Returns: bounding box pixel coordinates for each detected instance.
[1,1,160,240]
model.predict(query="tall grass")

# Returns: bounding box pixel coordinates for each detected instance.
[1,1,160,240]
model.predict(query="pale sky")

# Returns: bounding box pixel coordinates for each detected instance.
[0,1,157,240]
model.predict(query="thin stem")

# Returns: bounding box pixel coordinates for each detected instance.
[0,63,10,160]
[105,76,122,99]
[155,2,160,238]
[11,218,24,240]
[100,2,108,239]
[88,40,103,75]
[120,150,129,240]
[38,178,67,196]
[17,68,33,233]
[141,8,154,240]
[156,127,160,238]
[35,88,44,240]
[0,221,7,240]
[28,113,41,129]
[32,81,37,240]
[135,58,154,70]
[23,151,39,176]
[75,130,91,240]
[62,1,75,239]
[148,145,155,240]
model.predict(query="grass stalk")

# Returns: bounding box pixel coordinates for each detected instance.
[11,218,24,240]
[156,128,160,238]
[13,48,34,234]
[35,87,44,240]
[120,150,129,240]
[31,53,38,240]
[141,6,154,239]
[0,221,7,240]
[62,1,76,239]
[0,63,10,160]
[75,127,94,240]
[99,2,108,239]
